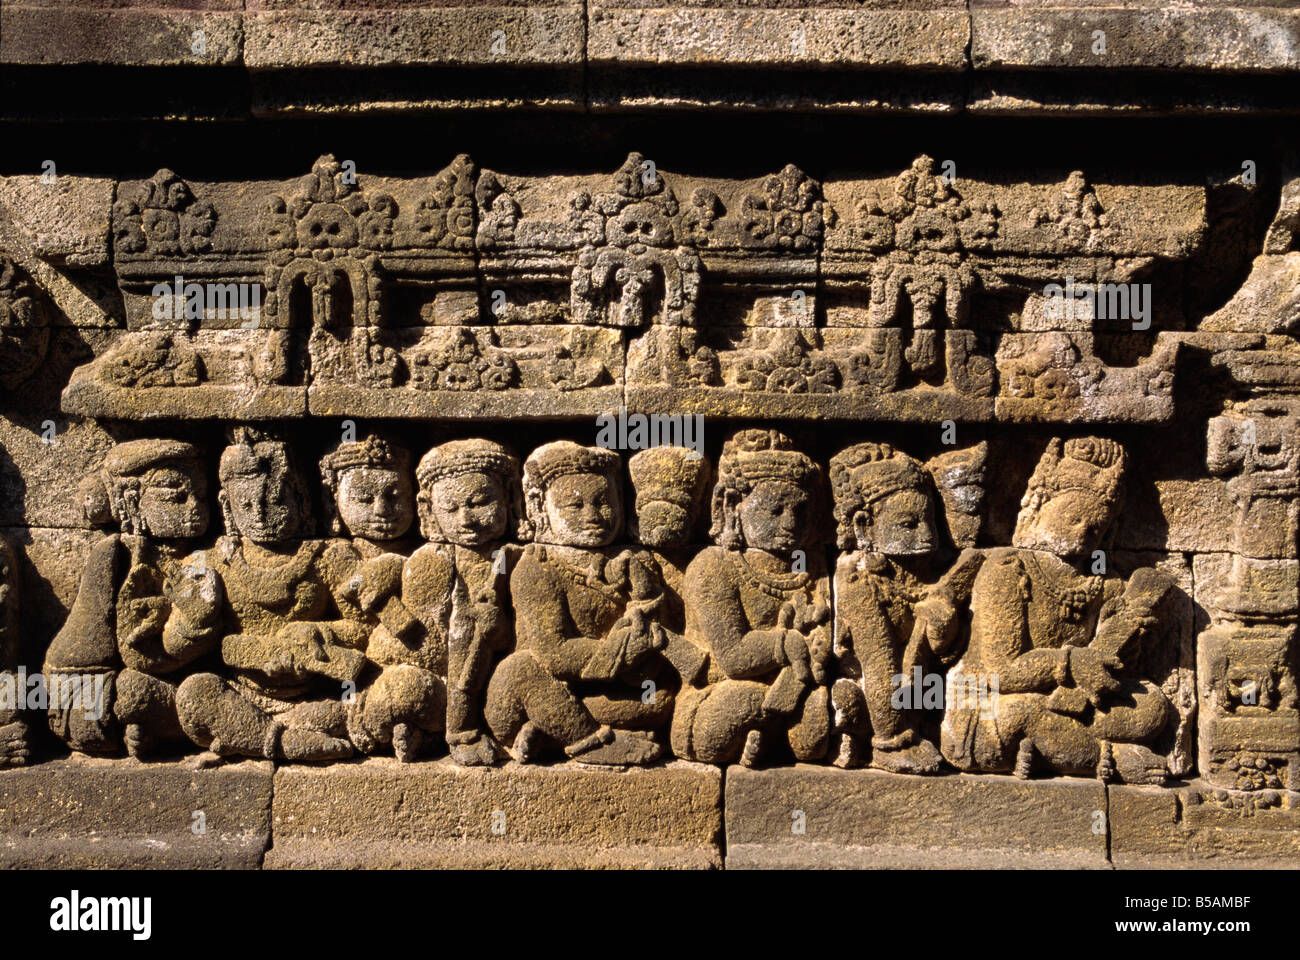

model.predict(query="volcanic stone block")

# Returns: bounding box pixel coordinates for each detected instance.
[0,756,272,868]
[265,757,722,868]
[587,3,970,70]
[725,765,1109,868]
[243,5,585,68]
[1110,782,1300,867]
[0,5,243,66]
[972,7,1300,72]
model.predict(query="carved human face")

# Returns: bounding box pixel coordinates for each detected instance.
[336,466,413,541]
[738,480,810,554]
[863,490,935,556]
[223,469,297,544]
[543,472,620,547]
[1015,488,1113,559]
[427,471,508,546]
[635,499,690,549]
[137,465,208,539]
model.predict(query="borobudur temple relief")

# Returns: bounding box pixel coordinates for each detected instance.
[1,1,1300,874]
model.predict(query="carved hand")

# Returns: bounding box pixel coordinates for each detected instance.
[166,563,221,626]
[1068,646,1123,705]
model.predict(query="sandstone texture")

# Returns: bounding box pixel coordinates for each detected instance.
[0,0,1297,871]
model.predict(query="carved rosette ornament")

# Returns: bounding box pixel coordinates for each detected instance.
[112,169,217,260]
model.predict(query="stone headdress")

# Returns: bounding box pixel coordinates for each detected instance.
[218,426,312,539]
[627,446,710,545]
[522,440,622,541]
[829,442,929,551]
[97,438,205,536]
[415,438,527,542]
[319,433,411,535]
[1015,436,1127,541]
[710,429,821,549]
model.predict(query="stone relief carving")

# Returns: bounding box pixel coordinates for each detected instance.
[43,440,221,758]
[4,154,1299,857]
[939,437,1177,784]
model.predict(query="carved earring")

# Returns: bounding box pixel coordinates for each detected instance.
[853,510,872,553]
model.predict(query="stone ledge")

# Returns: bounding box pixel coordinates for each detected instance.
[972,8,1300,72]
[587,7,970,70]
[725,765,1110,869]
[0,756,273,869]
[0,6,243,67]
[4,3,1300,114]
[1110,782,1300,867]
[267,757,723,869]
[243,7,586,69]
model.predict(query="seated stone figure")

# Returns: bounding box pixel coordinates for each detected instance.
[484,441,674,766]
[671,429,832,767]
[828,442,947,773]
[627,446,711,689]
[403,439,525,766]
[175,429,365,765]
[43,439,222,758]
[315,434,443,762]
[937,436,1176,784]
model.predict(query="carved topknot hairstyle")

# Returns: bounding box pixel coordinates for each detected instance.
[829,442,928,551]
[415,438,527,542]
[100,438,204,536]
[710,429,820,549]
[522,441,622,540]
[627,446,711,545]
[319,434,410,535]
[627,446,710,509]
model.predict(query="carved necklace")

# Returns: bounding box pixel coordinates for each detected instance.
[227,540,326,614]
[1027,553,1101,623]
[538,547,624,604]
[732,550,811,599]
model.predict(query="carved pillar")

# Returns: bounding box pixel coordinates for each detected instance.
[1200,347,1300,791]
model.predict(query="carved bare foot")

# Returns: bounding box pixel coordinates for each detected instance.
[871,736,942,775]
[740,728,765,768]
[508,722,545,763]
[123,723,149,760]
[188,750,227,770]
[0,720,32,768]
[392,723,424,763]
[1014,739,1035,779]
[572,729,663,766]
[279,728,354,763]
[831,733,862,769]
[1110,742,1169,786]
[450,734,500,767]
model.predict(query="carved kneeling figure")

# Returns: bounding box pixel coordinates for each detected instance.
[176,430,362,765]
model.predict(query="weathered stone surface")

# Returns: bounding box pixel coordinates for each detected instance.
[3,1,1300,872]
[973,8,1300,73]
[588,5,970,69]
[0,178,114,271]
[1110,781,1300,867]
[0,6,243,66]
[244,6,585,68]
[266,757,722,867]
[0,756,271,868]
[725,765,1109,868]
